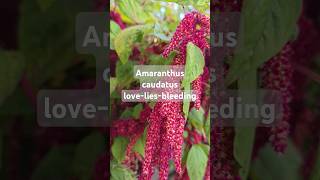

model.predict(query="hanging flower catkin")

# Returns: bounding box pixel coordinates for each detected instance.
[262,43,294,153]
[140,11,210,180]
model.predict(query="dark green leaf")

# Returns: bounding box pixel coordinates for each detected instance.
[252,142,302,180]
[226,0,301,85]
[233,70,257,179]
[37,0,56,11]
[310,146,320,180]
[0,51,25,106]
[32,145,75,180]
[72,133,105,180]
[19,0,93,86]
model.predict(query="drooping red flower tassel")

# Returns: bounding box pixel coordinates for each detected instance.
[262,43,294,153]
[141,11,210,180]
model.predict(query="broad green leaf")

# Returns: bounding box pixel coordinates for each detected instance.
[110,77,118,94]
[32,145,74,180]
[233,70,257,179]
[310,146,320,180]
[226,0,301,85]
[133,130,146,157]
[19,0,93,86]
[114,25,151,64]
[72,133,105,180]
[252,142,302,180]
[182,43,205,85]
[111,137,129,162]
[118,0,152,24]
[0,51,25,106]
[110,21,121,50]
[198,144,210,156]
[187,144,208,180]
[120,109,133,119]
[111,161,135,180]
[0,88,33,116]
[132,103,143,119]
[116,60,136,88]
[192,0,210,13]
[182,42,205,118]
[37,0,56,11]
[188,107,205,130]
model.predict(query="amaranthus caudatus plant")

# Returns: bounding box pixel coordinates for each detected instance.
[110,1,211,178]
[141,11,210,180]
[110,0,320,180]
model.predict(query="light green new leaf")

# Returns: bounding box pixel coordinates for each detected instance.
[186,144,208,180]
[110,21,122,50]
[188,107,205,130]
[182,43,205,118]
[111,137,129,162]
[114,25,151,64]
[110,77,118,94]
[118,0,152,24]
[111,161,135,180]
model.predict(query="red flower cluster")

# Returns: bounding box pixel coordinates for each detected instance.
[111,104,152,168]
[262,43,294,153]
[140,12,210,180]
[211,127,239,179]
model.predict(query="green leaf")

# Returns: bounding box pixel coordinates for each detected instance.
[191,0,210,13]
[188,107,205,130]
[0,51,25,106]
[120,109,133,119]
[132,103,143,119]
[19,0,93,86]
[118,0,152,24]
[233,70,257,179]
[72,133,105,180]
[111,161,135,180]
[133,130,146,157]
[114,25,151,64]
[116,60,136,88]
[32,145,74,180]
[111,137,129,162]
[110,77,118,94]
[198,144,210,156]
[186,144,208,180]
[252,142,302,180]
[310,146,320,180]
[110,21,121,50]
[37,0,56,11]
[182,42,205,118]
[226,0,301,85]
[204,112,210,144]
